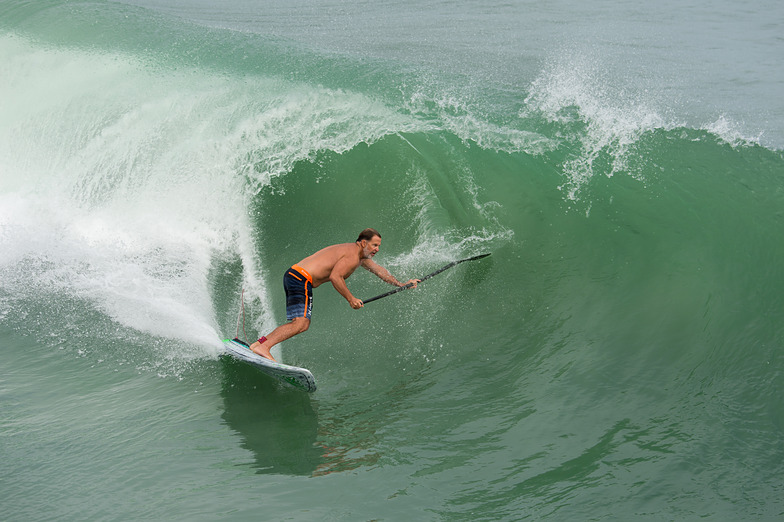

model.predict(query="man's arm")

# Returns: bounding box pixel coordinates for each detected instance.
[330,257,364,309]
[362,259,419,288]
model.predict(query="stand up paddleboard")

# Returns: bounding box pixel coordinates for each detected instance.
[222,338,317,393]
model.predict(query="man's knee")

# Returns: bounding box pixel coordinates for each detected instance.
[292,317,310,334]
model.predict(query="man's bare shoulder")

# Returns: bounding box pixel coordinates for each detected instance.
[311,242,357,259]
[298,242,360,282]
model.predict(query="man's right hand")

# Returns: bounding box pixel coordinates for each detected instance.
[349,297,364,309]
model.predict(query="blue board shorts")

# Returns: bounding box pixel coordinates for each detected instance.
[284,264,313,320]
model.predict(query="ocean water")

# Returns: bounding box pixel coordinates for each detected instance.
[2,0,783,519]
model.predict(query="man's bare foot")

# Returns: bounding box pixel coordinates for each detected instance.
[249,338,276,362]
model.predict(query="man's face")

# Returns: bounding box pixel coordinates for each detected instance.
[362,236,381,259]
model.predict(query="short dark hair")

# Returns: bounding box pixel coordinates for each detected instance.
[357,228,381,242]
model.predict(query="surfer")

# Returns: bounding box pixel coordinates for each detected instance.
[249,228,419,361]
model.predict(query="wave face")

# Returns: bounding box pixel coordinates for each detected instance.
[2,1,783,519]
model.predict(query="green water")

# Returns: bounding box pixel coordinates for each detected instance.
[2,0,784,519]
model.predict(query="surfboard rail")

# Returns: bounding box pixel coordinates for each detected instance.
[222,338,317,393]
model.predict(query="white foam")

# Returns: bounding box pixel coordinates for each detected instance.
[0,34,432,362]
[704,114,763,148]
[0,37,254,355]
[523,51,677,199]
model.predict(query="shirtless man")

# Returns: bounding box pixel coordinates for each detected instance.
[249,228,419,361]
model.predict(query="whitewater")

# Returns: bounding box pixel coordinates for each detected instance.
[2,0,783,519]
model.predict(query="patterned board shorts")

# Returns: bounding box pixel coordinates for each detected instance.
[284,264,313,320]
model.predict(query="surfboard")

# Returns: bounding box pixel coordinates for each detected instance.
[222,338,317,393]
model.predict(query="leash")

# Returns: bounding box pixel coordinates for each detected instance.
[235,288,248,343]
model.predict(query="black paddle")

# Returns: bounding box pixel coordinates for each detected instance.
[362,253,491,305]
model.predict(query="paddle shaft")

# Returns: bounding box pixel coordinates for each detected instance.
[361,253,490,305]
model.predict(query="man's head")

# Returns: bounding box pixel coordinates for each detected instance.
[357,228,381,259]
[357,228,381,243]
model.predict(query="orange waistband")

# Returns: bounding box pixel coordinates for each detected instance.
[290,264,313,283]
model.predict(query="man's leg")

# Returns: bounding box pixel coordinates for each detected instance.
[250,317,310,361]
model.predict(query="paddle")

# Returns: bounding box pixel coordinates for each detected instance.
[362,253,491,305]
